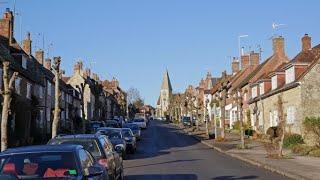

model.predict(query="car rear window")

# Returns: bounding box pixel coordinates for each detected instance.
[134,119,144,122]
[49,139,102,158]
[0,152,78,179]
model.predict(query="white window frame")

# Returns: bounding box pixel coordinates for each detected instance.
[47,80,52,96]
[286,106,296,124]
[251,86,257,98]
[271,76,277,90]
[285,67,295,84]
[259,82,265,95]
[39,86,44,98]
[15,77,22,95]
[22,56,27,69]
[26,82,32,99]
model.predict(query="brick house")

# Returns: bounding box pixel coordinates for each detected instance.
[237,36,289,129]
[248,34,320,143]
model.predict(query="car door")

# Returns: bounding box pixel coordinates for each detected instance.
[105,137,122,173]
[78,149,103,180]
[99,137,116,173]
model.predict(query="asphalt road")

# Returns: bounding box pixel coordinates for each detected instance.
[124,120,289,180]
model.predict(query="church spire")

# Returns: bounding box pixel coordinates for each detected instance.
[161,69,172,92]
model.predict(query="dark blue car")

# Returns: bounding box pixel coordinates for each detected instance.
[97,128,127,159]
[0,144,108,179]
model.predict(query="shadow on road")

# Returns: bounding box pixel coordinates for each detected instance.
[125,173,198,180]
[212,175,259,180]
[125,159,201,169]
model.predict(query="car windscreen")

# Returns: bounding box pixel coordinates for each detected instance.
[0,152,78,179]
[49,139,102,158]
[122,129,133,137]
[124,124,139,130]
[183,117,191,121]
[98,130,122,139]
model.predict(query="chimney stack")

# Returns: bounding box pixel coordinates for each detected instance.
[44,58,51,70]
[272,36,285,57]
[232,57,240,75]
[302,34,311,51]
[83,68,91,78]
[35,49,44,64]
[23,32,32,55]
[0,8,14,45]
[241,54,250,70]
[249,51,259,67]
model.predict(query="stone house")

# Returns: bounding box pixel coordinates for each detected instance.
[67,62,96,121]
[248,34,320,141]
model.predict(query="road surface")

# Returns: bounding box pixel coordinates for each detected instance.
[124,120,289,180]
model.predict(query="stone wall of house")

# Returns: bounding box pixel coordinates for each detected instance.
[300,61,320,145]
[249,87,302,134]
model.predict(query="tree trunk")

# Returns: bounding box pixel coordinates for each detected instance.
[1,95,10,151]
[52,57,61,138]
[220,94,226,139]
[277,95,285,157]
[52,76,60,138]
[81,96,86,133]
[1,62,17,151]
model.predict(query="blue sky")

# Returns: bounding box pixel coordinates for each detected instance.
[10,0,320,106]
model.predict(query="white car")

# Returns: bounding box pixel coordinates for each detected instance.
[132,119,147,129]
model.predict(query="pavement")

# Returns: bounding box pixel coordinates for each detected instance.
[124,120,289,180]
[179,123,320,180]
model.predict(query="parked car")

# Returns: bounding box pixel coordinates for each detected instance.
[123,123,141,140]
[86,121,106,133]
[121,128,137,153]
[131,118,147,129]
[182,116,192,127]
[0,144,108,179]
[97,128,127,159]
[105,120,121,128]
[48,134,123,180]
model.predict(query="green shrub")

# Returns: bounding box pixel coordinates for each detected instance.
[291,144,315,155]
[309,148,320,157]
[303,117,320,146]
[232,121,249,131]
[283,134,304,148]
[245,129,255,136]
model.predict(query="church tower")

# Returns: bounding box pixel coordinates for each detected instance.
[157,69,173,117]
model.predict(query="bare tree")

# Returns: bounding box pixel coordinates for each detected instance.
[1,61,18,151]
[127,87,142,105]
[51,57,63,138]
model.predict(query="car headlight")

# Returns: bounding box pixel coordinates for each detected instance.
[115,144,124,149]
[124,137,130,141]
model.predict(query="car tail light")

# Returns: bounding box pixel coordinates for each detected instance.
[98,158,108,168]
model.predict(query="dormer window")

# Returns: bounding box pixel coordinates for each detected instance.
[22,55,27,69]
[285,66,295,84]
[251,86,257,98]
[271,76,277,90]
[259,82,265,95]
